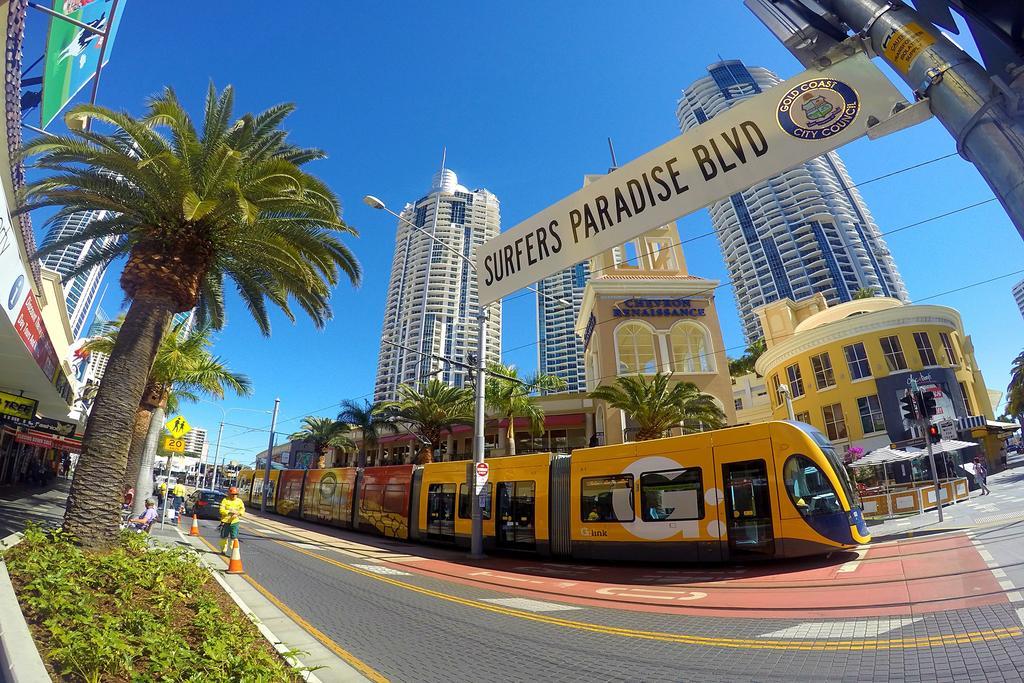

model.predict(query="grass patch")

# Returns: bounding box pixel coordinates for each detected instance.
[4,524,304,682]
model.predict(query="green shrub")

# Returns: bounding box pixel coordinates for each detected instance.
[4,524,301,682]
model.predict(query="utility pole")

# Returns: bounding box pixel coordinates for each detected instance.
[470,310,488,558]
[826,0,1024,238]
[210,421,225,490]
[261,398,280,513]
[909,379,943,522]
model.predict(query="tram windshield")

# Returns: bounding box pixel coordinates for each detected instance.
[790,422,860,508]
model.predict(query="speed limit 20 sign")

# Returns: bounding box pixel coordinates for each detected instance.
[163,436,186,453]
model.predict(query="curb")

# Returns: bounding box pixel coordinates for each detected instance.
[170,528,325,683]
[0,532,52,683]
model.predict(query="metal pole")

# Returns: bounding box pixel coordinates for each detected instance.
[829,0,1024,239]
[470,310,488,558]
[261,399,280,513]
[210,420,225,490]
[909,378,943,523]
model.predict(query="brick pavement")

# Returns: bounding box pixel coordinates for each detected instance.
[213,516,1024,682]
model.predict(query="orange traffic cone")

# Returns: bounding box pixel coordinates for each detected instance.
[189,514,200,537]
[226,539,244,574]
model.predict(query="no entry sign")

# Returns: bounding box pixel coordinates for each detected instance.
[476,52,911,304]
[476,462,489,480]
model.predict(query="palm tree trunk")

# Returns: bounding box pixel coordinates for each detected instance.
[419,444,434,464]
[124,407,152,490]
[133,405,165,517]
[507,419,517,456]
[357,446,366,468]
[64,298,172,550]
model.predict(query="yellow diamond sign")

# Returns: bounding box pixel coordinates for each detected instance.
[164,415,192,439]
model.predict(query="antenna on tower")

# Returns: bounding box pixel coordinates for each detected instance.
[607,137,618,173]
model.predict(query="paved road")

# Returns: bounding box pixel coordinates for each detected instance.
[196,504,1024,683]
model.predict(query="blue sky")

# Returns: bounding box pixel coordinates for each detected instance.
[23,2,1024,462]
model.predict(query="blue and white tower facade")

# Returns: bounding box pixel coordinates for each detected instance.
[536,262,589,393]
[676,60,908,341]
[374,169,502,402]
[38,210,115,339]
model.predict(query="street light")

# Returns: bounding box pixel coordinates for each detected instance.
[196,401,274,490]
[364,193,571,558]
[778,383,795,421]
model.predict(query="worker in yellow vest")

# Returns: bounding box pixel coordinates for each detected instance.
[219,487,245,555]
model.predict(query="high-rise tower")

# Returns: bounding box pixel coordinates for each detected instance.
[676,60,908,341]
[373,169,502,402]
[536,261,589,393]
[1013,277,1024,321]
[38,210,114,338]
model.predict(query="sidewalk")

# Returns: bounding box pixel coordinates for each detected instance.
[867,467,1024,540]
[0,483,370,683]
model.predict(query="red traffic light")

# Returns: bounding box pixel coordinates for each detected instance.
[927,424,941,444]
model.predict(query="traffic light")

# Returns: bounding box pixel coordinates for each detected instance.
[927,424,942,444]
[900,391,919,421]
[919,391,938,418]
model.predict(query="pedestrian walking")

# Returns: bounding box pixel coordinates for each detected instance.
[60,453,70,478]
[974,456,990,496]
[218,486,245,555]
[172,481,186,514]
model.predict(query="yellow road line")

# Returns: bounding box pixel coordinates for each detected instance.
[243,523,1023,652]
[194,533,388,682]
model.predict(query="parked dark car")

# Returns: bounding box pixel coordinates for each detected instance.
[184,488,226,519]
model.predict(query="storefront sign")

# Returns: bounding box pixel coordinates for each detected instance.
[476,52,911,304]
[0,391,38,420]
[13,431,80,450]
[613,298,706,318]
[0,414,76,437]
[14,292,59,382]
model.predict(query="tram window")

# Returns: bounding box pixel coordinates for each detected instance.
[783,455,842,517]
[641,468,703,521]
[458,483,492,520]
[580,475,634,522]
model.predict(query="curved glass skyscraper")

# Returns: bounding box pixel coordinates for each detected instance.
[676,60,908,341]
[374,169,502,402]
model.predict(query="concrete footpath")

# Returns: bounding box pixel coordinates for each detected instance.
[0,482,371,683]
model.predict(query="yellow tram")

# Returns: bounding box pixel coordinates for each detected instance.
[237,421,869,561]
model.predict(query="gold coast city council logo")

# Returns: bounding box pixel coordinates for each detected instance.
[776,78,860,140]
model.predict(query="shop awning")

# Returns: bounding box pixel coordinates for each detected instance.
[904,439,980,455]
[849,446,915,468]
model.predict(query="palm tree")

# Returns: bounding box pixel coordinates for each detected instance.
[1006,350,1024,424]
[382,379,473,464]
[485,362,566,455]
[728,338,766,377]
[590,373,726,441]
[22,86,360,549]
[338,399,396,467]
[289,416,354,469]
[83,318,251,495]
[852,286,878,300]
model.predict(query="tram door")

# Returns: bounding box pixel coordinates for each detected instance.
[426,483,456,541]
[721,460,775,557]
[496,480,536,550]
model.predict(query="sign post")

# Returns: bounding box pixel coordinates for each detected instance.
[475,51,914,305]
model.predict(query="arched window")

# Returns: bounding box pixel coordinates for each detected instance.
[670,322,713,373]
[615,322,657,374]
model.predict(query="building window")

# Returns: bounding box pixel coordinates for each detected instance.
[913,332,938,366]
[810,352,835,390]
[670,322,713,373]
[821,403,848,441]
[857,395,886,434]
[615,323,657,374]
[843,343,871,380]
[795,411,811,424]
[785,363,805,398]
[879,336,908,372]
[940,332,958,365]
[640,468,703,521]
[581,475,634,522]
[771,374,783,407]
[959,382,973,415]
[734,398,744,411]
